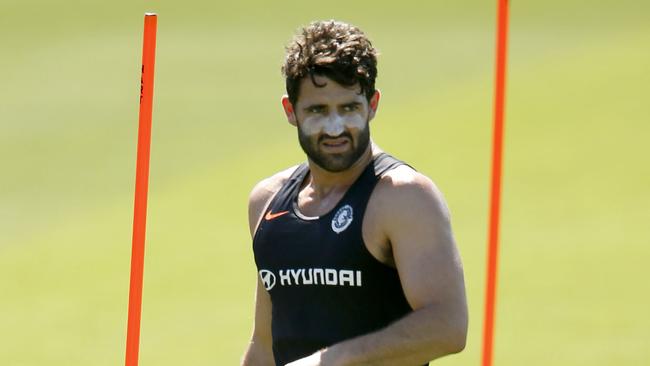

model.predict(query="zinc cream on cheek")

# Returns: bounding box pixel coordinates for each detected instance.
[304,113,365,136]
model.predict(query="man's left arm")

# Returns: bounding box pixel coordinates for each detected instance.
[287,169,468,366]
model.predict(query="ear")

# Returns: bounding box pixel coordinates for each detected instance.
[281,96,297,126]
[368,90,381,121]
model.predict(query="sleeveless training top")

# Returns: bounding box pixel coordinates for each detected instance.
[253,153,425,366]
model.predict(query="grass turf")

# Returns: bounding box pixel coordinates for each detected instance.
[0,1,648,364]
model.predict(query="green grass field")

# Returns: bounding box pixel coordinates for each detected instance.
[1,0,648,364]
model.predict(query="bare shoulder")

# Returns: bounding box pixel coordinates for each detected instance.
[373,165,450,221]
[247,165,300,236]
[249,165,298,207]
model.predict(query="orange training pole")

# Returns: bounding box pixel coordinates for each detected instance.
[125,13,157,366]
[481,1,509,366]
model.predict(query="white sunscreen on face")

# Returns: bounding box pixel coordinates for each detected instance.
[323,114,346,136]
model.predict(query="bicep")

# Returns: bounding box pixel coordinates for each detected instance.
[243,277,274,365]
[244,186,275,364]
[252,276,273,344]
[385,180,466,312]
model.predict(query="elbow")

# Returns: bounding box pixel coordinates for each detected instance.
[419,329,466,363]
[420,324,467,359]
[445,321,468,354]
[432,330,465,357]
[434,320,467,356]
[447,331,467,354]
[449,313,468,354]
[445,305,468,354]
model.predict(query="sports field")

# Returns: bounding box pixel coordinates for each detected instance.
[1,1,648,365]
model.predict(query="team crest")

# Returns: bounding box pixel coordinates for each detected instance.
[331,204,353,234]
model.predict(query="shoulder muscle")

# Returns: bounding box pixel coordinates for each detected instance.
[248,165,299,237]
[374,165,451,225]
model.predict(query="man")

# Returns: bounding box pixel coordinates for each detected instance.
[242,20,467,366]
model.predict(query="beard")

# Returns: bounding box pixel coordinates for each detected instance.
[297,119,371,173]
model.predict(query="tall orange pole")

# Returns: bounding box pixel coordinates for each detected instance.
[125,13,157,366]
[482,1,509,366]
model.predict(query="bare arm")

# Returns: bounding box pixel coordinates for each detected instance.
[242,168,298,366]
[287,168,468,365]
[241,277,275,366]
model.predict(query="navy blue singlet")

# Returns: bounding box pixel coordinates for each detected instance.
[253,153,427,366]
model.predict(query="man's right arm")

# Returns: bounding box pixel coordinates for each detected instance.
[241,277,274,366]
[241,168,297,366]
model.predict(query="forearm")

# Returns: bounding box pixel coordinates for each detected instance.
[321,304,467,366]
[241,339,275,366]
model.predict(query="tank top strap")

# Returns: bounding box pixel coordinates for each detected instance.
[372,152,412,177]
[268,154,411,216]
[267,163,309,212]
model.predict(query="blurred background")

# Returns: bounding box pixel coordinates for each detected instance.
[1,0,648,365]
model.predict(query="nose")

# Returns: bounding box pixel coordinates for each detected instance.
[323,113,345,136]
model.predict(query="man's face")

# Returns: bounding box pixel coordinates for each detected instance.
[290,75,376,172]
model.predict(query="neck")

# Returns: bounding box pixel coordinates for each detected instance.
[306,141,380,197]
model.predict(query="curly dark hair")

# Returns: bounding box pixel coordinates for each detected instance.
[282,20,378,106]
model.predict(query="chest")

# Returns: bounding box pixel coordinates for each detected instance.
[254,203,361,266]
[254,199,393,274]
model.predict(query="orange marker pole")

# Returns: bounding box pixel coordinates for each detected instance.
[481,1,509,366]
[125,13,157,366]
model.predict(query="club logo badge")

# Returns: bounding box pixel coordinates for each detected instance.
[259,270,276,291]
[331,204,353,234]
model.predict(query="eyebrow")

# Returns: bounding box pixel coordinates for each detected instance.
[303,104,327,111]
[302,101,362,112]
[341,102,362,108]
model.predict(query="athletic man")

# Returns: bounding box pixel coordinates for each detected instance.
[242,20,467,366]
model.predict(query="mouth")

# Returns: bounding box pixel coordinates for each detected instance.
[321,137,350,152]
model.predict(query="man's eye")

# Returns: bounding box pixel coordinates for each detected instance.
[343,104,359,112]
[308,106,325,113]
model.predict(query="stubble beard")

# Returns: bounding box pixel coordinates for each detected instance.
[297,119,371,173]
